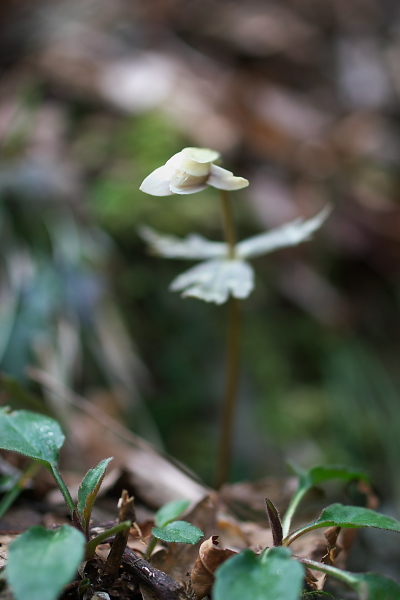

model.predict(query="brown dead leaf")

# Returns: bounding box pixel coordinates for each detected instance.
[190,535,236,600]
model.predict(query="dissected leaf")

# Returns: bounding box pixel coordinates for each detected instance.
[152,521,204,544]
[170,258,254,304]
[77,457,113,533]
[155,499,191,528]
[286,504,400,545]
[190,535,236,600]
[213,547,304,600]
[7,525,86,600]
[0,407,64,467]
[236,206,331,259]
[351,572,400,599]
[140,226,227,259]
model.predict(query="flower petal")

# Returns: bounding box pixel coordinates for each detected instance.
[139,165,175,196]
[139,226,228,259]
[170,259,254,304]
[169,180,209,194]
[182,147,220,164]
[237,205,332,259]
[208,164,249,191]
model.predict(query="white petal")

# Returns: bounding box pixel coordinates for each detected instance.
[139,226,228,259]
[169,181,208,194]
[237,205,332,259]
[165,151,185,168]
[208,164,249,191]
[139,165,175,196]
[170,259,254,304]
[181,147,220,164]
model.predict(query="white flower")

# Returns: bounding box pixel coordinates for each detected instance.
[140,206,331,304]
[139,147,249,196]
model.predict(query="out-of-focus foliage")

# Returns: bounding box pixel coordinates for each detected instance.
[1,0,400,516]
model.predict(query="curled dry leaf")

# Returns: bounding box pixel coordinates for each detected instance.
[190,535,236,600]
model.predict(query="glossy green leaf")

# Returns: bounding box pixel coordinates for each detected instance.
[214,547,304,600]
[351,572,400,599]
[286,504,400,545]
[7,525,86,600]
[77,457,113,532]
[155,499,191,528]
[152,521,203,544]
[0,407,64,467]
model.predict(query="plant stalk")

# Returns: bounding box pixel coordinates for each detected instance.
[50,464,76,519]
[215,190,241,488]
[86,521,132,560]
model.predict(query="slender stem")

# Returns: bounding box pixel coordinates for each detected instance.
[50,464,76,519]
[281,488,306,538]
[86,521,132,560]
[219,189,237,258]
[145,535,158,560]
[0,461,41,519]
[297,557,358,587]
[215,189,241,488]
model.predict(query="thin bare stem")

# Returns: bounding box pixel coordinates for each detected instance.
[219,189,237,258]
[215,190,241,488]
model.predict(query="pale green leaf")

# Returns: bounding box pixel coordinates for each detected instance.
[214,547,304,600]
[155,499,191,528]
[7,525,86,600]
[0,407,64,467]
[152,521,203,544]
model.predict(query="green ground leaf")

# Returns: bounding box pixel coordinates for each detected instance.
[155,499,191,528]
[286,504,400,545]
[77,457,113,531]
[315,504,400,531]
[152,520,203,544]
[213,547,304,600]
[7,525,86,600]
[0,407,64,467]
[293,464,370,492]
[351,572,400,599]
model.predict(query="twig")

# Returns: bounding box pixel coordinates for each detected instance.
[122,547,188,600]
[104,490,135,577]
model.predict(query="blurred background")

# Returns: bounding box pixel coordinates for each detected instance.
[1,0,400,518]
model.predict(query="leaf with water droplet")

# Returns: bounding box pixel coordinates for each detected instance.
[0,407,64,468]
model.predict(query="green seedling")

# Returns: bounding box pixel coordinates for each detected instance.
[0,406,125,600]
[146,498,204,558]
[214,464,400,599]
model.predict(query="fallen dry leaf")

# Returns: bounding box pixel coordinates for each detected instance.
[190,535,236,600]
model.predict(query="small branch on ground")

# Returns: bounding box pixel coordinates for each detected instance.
[104,490,135,577]
[122,547,188,600]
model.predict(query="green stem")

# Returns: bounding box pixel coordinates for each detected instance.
[145,535,158,559]
[85,521,131,560]
[219,189,237,258]
[0,461,41,519]
[281,488,306,538]
[215,190,241,488]
[282,521,323,547]
[50,464,76,519]
[297,557,358,588]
